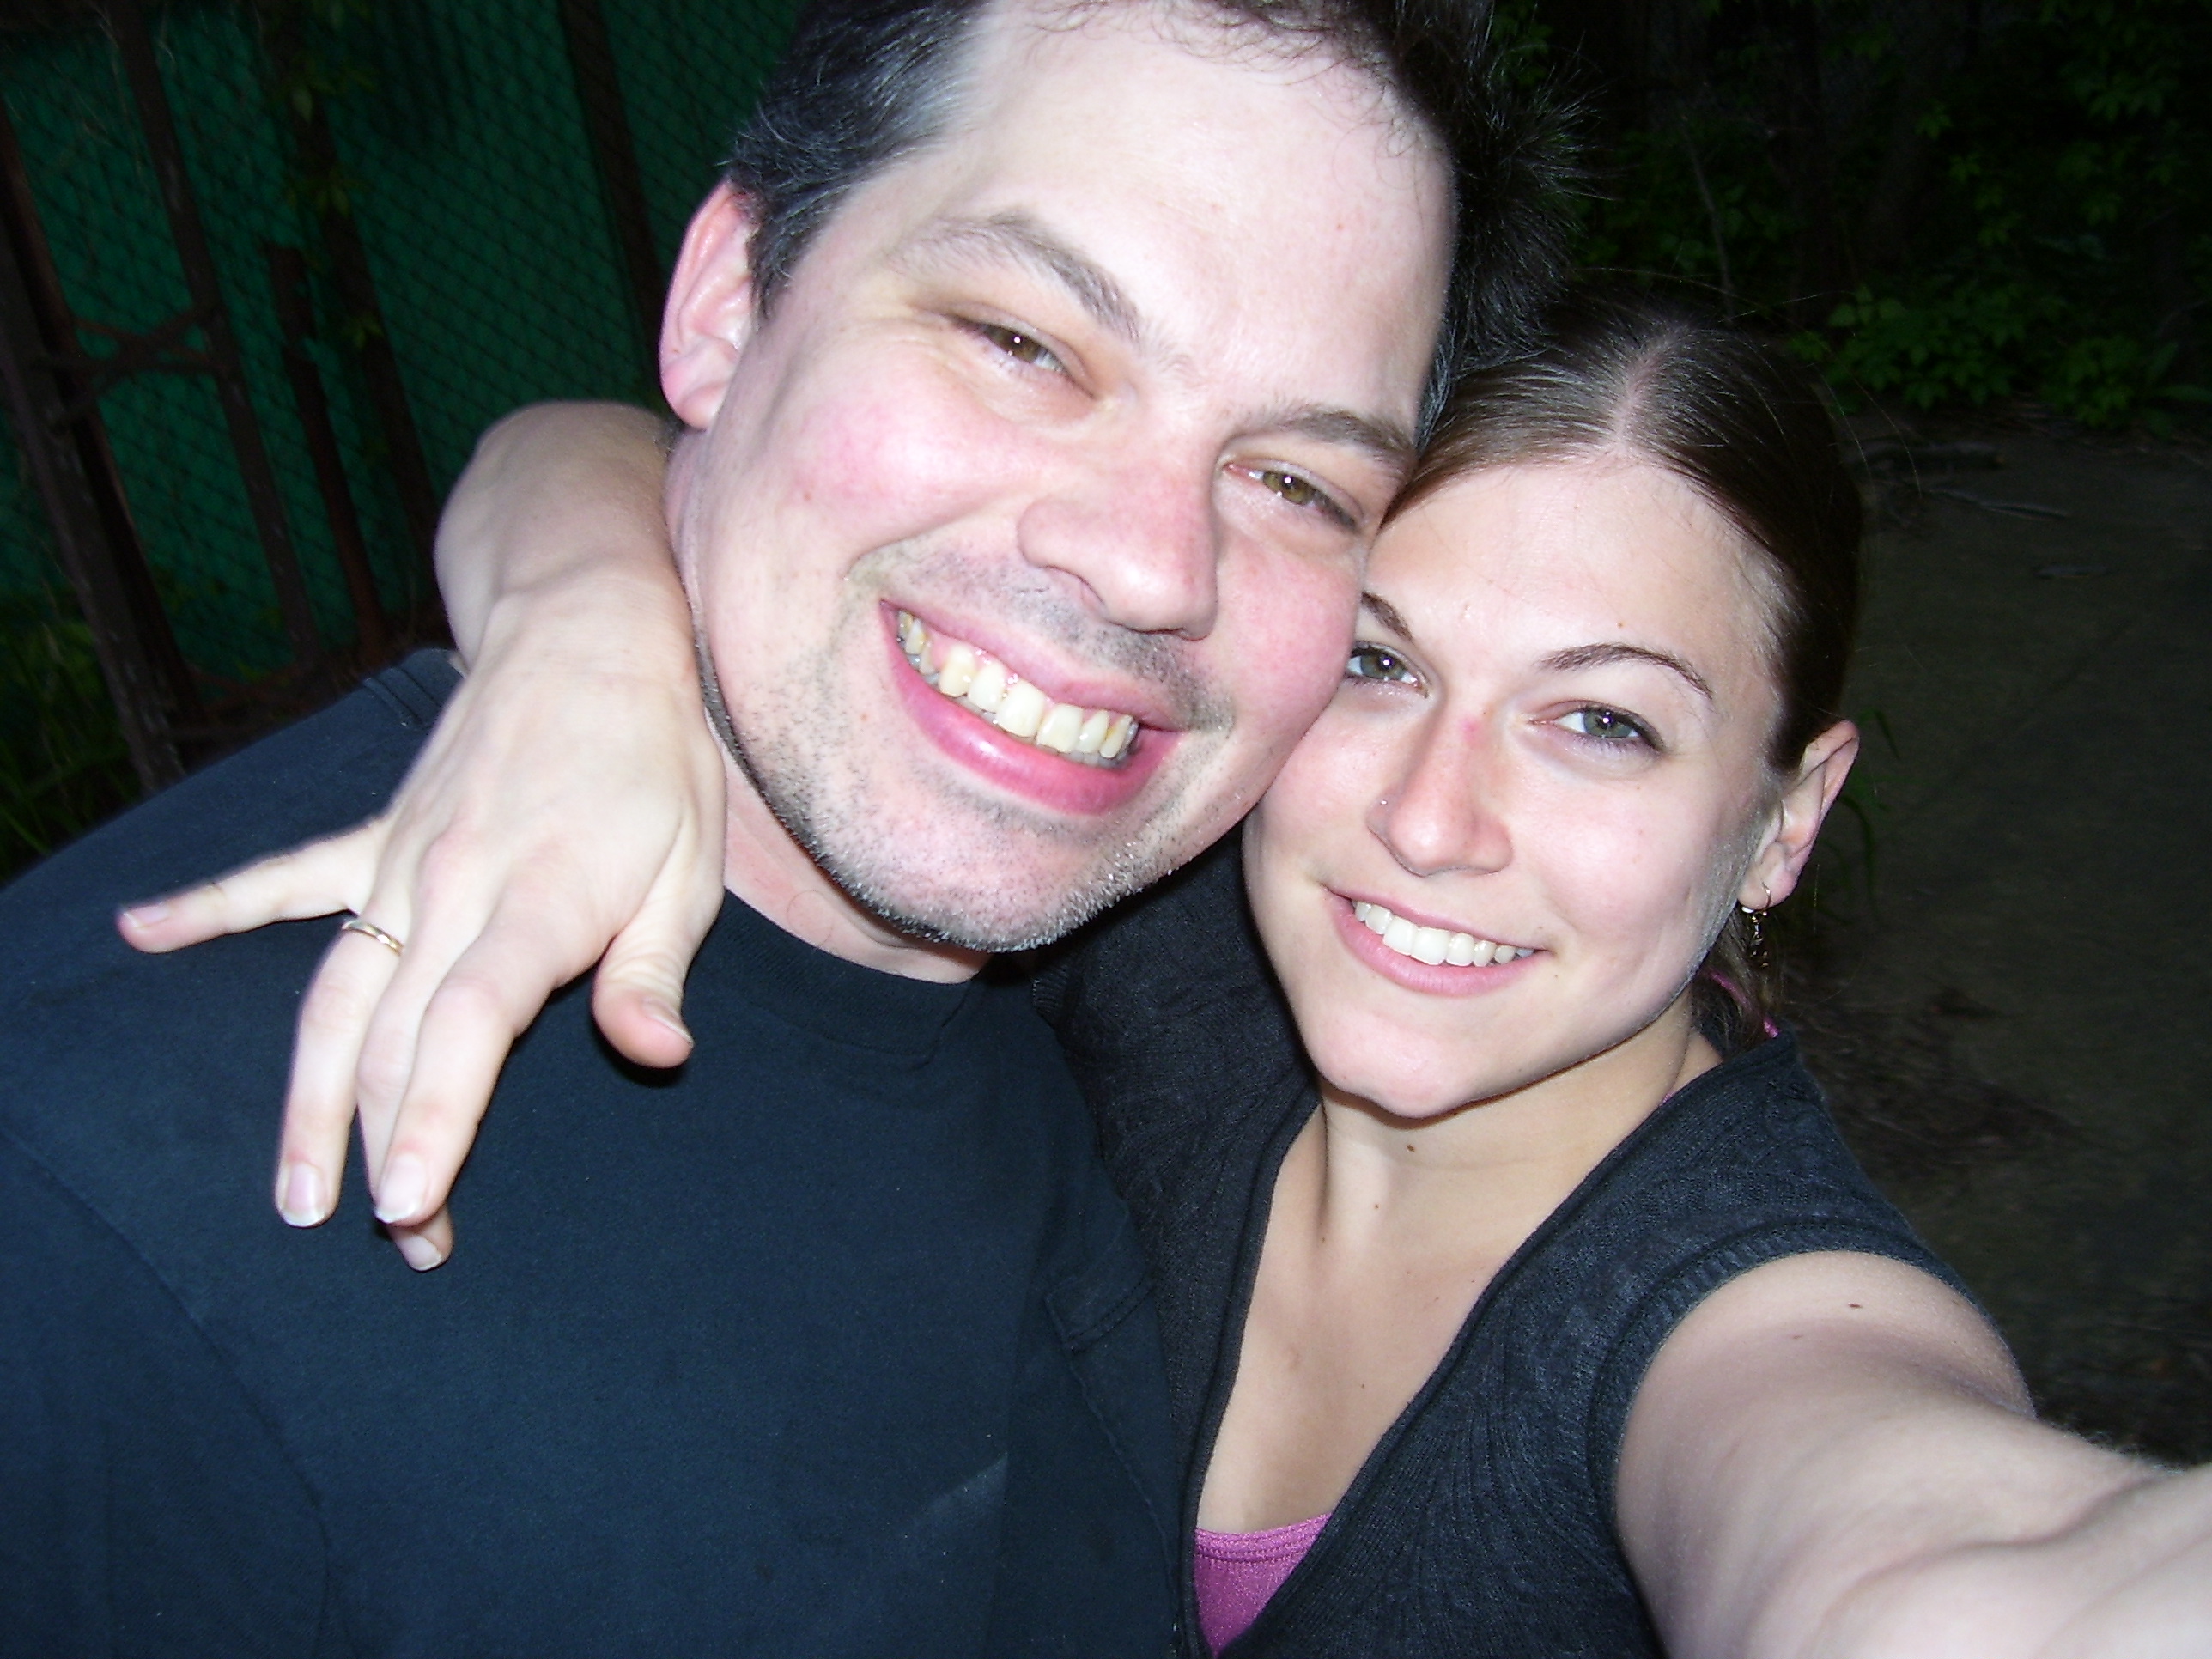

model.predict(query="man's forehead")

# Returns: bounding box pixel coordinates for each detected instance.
[854,4,1450,390]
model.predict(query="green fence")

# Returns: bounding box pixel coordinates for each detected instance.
[0,0,794,866]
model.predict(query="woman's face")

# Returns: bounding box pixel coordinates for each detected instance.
[1243,453,1854,1118]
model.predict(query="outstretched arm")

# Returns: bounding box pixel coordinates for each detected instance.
[1619,1250,2212,1658]
[118,402,726,1268]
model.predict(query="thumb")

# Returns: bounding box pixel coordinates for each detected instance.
[588,866,720,1069]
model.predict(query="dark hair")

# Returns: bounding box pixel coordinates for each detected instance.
[724,0,1577,429]
[1393,288,1863,1036]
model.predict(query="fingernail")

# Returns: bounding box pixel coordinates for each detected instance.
[643,998,691,1043]
[393,1231,447,1272]
[374,1154,426,1224]
[120,902,170,928]
[276,1161,329,1227]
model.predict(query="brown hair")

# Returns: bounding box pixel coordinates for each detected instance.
[1392,287,1862,1037]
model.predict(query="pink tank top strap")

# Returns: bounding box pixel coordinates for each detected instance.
[1191,1513,1330,1655]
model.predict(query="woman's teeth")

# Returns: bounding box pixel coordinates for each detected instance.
[898,611,1137,763]
[1353,901,1531,968]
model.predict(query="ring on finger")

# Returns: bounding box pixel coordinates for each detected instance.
[339,914,405,957]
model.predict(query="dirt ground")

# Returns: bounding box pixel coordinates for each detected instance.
[1790,416,2212,1465]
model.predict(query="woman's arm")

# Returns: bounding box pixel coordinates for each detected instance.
[118,403,726,1268]
[1617,1250,2211,1657]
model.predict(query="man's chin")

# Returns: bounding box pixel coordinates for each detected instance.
[818,842,1160,955]
[719,690,1185,954]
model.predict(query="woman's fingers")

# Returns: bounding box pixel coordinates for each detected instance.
[362,896,608,1231]
[587,844,723,1070]
[386,1211,454,1273]
[275,918,410,1227]
[118,823,386,952]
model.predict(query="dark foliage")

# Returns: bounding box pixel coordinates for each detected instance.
[1525,0,2212,429]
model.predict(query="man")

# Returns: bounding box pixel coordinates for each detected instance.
[0,0,1563,1650]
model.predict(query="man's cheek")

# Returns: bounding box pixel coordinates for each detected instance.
[1235,565,1363,745]
[781,368,1030,529]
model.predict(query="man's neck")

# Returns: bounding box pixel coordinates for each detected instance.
[718,757,988,985]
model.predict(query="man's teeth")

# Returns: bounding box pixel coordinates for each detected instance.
[898,611,1137,762]
[1353,901,1532,968]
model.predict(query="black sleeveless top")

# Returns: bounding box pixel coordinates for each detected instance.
[1035,842,1966,1658]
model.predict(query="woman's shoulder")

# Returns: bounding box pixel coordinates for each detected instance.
[1026,836,1310,1252]
[1467,1031,1969,1505]
[1030,839,1309,1132]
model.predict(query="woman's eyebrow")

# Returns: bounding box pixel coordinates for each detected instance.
[1359,592,1415,641]
[1542,642,1713,701]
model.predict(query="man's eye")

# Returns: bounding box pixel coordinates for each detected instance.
[1558,706,1655,747]
[1346,644,1418,685]
[970,322,1064,373]
[1252,468,1354,528]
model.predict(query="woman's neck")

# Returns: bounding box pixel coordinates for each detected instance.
[1199,995,1721,1533]
[1308,995,1719,1259]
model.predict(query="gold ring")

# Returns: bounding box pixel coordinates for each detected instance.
[340,915,405,957]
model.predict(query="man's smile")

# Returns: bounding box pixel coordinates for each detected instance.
[896,608,1140,765]
[883,604,1180,821]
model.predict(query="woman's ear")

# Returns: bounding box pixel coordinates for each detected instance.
[1743,720,1860,909]
[660,185,765,430]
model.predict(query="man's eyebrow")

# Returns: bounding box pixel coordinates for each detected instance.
[902,212,1140,343]
[1359,592,1416,641]
[1264,407,1419,479]
[1542,642,1714,701]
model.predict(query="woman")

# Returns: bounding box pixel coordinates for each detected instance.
[130,294,2212,1651]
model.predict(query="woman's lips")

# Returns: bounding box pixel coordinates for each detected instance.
[1329,890,1536,995]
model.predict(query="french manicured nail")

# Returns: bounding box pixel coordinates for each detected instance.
[393,1231,447,1272]
[643,998,691,1043]
[276,1161,328,1227]
[120,902,170,928]
[374,1154,426,1224]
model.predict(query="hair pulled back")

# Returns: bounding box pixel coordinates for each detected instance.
[1395,288,1863,1033]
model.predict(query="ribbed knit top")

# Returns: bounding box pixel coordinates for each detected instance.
[1037,842,1964,1657]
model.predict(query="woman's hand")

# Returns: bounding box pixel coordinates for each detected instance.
[118,404,720,1269]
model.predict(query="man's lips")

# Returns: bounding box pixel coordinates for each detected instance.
[885,609,1170,817]
[896,609,1140,762]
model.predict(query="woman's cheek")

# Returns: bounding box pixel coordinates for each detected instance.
[1534,790,1711,982]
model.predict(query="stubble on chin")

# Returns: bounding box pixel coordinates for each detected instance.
[693,622,1201,954]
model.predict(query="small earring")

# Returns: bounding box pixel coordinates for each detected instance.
[1738,886,1774,975]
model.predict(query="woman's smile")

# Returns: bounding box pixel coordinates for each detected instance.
[1245,453,1796,1124]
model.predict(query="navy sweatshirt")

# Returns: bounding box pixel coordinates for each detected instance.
[0,653,1176,1658]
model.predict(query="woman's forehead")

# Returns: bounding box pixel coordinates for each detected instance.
[1370,457,1772,666]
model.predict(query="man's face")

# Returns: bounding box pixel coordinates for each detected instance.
[663,0,1452,952]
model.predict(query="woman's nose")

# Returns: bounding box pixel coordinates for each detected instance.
[1367,716,1512,879]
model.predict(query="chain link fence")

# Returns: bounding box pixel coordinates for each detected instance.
[0,0,795,872]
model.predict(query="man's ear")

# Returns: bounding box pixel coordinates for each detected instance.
[1743,720,1859,909]
[660,184,764,429]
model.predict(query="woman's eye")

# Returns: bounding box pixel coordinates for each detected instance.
[1558,706,1655,748]
[1346,644,1418,685]
[970,322,1064,373]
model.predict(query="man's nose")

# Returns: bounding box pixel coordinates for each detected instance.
[1368,716,1513,880]
[1015,457,1221,638]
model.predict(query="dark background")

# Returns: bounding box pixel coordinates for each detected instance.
[3,0,2209,1461]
